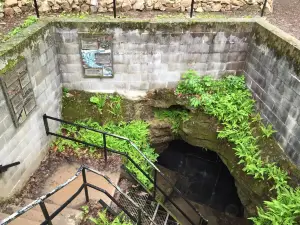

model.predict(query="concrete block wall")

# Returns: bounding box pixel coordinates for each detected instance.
[244,22,300,166]
[0,26,62,198]
[57,28,250,92]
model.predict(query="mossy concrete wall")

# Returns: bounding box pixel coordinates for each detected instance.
[0,23,62,199]
[244,20,300,167]
[57,19,252,92]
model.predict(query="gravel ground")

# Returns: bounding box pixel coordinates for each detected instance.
[267,0,300,39]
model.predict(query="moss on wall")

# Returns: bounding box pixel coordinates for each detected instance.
[0,56,24,76]
[252,21,300,76]
[62,90,153,123]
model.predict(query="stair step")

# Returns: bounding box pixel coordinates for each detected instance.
[23,198,83,224]
[4,204,81,225]
[0,212,39,225]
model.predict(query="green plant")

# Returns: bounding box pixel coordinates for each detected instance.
[175,70,297,224]
[260,124,276,138]
[53,120,158,189]
[90,94,107,114]
[1,16,38,42]
[63,87,69,97]
[90,211,132,225]
[154,109,190,134]
[81,205,89,215]
[108,95,122,118]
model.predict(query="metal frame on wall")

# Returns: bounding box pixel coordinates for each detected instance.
[0,58,37,128]
[78,33,114,79]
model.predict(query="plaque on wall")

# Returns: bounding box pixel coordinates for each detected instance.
[0,58,36,127]
[79,35,114,78]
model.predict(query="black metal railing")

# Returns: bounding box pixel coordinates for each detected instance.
[0,165,155,225]
[43,114,208,225]
[0,162,20,174]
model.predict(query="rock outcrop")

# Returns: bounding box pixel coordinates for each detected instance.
[2,0,273,16]
[147,89,300,216]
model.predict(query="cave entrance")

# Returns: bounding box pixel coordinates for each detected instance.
[157,140,244,217]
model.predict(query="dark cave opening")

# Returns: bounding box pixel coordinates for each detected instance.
[157,140,244,217]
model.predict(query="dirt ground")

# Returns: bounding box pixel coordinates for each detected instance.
[0,0,300,40]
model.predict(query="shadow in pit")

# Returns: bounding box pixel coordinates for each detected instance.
[156,140,251,225]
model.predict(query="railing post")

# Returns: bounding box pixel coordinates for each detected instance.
[43,114,49,135]
[113,0,116,18]
[33,0,40,18]
[190,0,195,18]
[39,202,53,225]
[261,0,267,17]
[137,209,142,225]
[103,134,108,167]
[82,168,90,203]
[153,169,157,199]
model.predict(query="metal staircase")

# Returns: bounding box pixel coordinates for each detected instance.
[0,115,208,225]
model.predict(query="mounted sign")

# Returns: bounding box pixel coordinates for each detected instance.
[79,34,114,78]
[0,58,36,127]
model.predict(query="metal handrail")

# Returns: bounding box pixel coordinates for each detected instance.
[0,165,157,225]
[43,114,208,225]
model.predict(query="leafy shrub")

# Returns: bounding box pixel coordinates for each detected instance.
[90,210,132,225]
[53,120,158,189]
[260,124,276,138]
[154,109,190,134]
[176,70,297,225]
[108,95,122,118]
[90,94,107,114]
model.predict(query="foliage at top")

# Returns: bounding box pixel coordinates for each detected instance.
[90,210,132,225]
[176,70,299,225]
[53,119,158,189]
[1,16,38,42]
[154,108,190,134]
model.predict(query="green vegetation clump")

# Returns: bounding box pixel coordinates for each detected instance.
[0,56,24,75]
[154,108,190,134]
[90,94,107,114]
[1,16,38,42]
[90,210,132,225]
[53,119,158,189]
[175,70,299,225]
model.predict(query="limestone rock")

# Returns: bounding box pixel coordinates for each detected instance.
[12,6,21,13]
[180,0,190,7]
[4,7,14,16]
[71,3,80,11]
[221,0,230,4]
[231,0,244,6]
[48,0,55,6]
[0,12,4,17]
[52,3,60,11]
[211,2,221,11]
[90,5,98,12]
[17,1,22,7]
[0,2,4,12]
[67,0,73,5]
[121,0,131,11]
[80,3,89,11]
[244,0,255,4]
[195,6,203,12]
[61,1,71,11]
[133,0,144,10]
[5,0,18,7]
[97,5,107,11]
